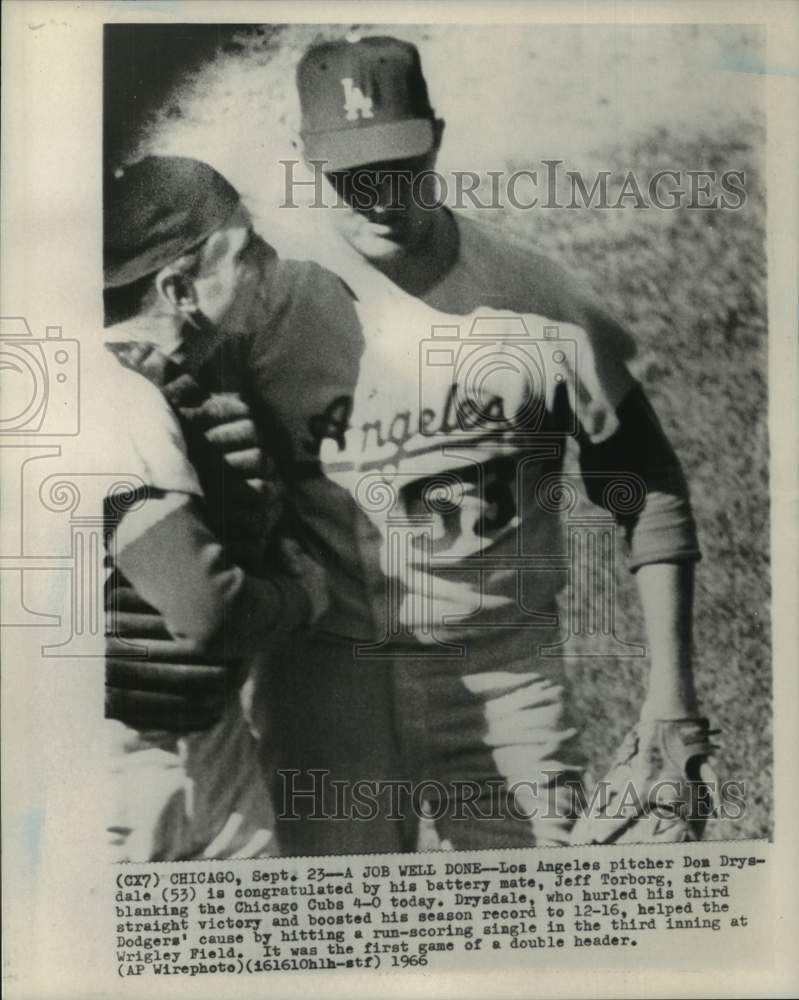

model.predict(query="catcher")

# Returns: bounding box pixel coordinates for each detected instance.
[102,156,329,861]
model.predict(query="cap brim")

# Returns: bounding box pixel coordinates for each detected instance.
[303,119,435,172]
[104,199,241,289]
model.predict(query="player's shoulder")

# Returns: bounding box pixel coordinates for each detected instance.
[260,254,356,317]
[99,346,201,496]
[455,212,573,283]
[455,210,544,258]
[97,344,170,419]
[453,212,587,318]
[240,253,362,368]
[454,212,635,361]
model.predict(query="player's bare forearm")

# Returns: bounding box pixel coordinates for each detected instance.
[635,560,700,720]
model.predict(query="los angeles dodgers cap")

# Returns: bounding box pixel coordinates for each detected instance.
[297,36,436,172]
[104,156,240,288]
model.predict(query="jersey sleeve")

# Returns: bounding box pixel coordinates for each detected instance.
[105,363,202,499]
[561,318,701,569]
[485,227,702,571]
[113,493,310,656]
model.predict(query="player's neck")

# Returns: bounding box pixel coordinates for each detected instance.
[371,207,459,297]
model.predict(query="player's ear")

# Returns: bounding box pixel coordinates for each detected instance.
[156,265,199,323]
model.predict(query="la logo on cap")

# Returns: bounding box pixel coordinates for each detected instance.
[341,78,374,121]
[297,37,436,171]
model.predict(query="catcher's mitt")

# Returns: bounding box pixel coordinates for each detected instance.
[570,717,721,845]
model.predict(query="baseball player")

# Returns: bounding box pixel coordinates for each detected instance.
[227,35,717,853]
[102,156,331,861]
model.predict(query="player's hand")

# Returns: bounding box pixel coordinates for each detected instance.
[170,386,265,479]
[280,538,330,626]
[105,584,236,733]
[570,717,721,845]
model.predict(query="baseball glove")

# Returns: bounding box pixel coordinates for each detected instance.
[569,717,721,845]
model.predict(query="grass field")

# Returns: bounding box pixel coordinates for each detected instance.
[108,22,771,840]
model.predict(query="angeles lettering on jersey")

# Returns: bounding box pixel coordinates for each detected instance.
[303,381,515,464]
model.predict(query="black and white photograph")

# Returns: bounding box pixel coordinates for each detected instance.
[100,18,769,860]
[1,2,797,998]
